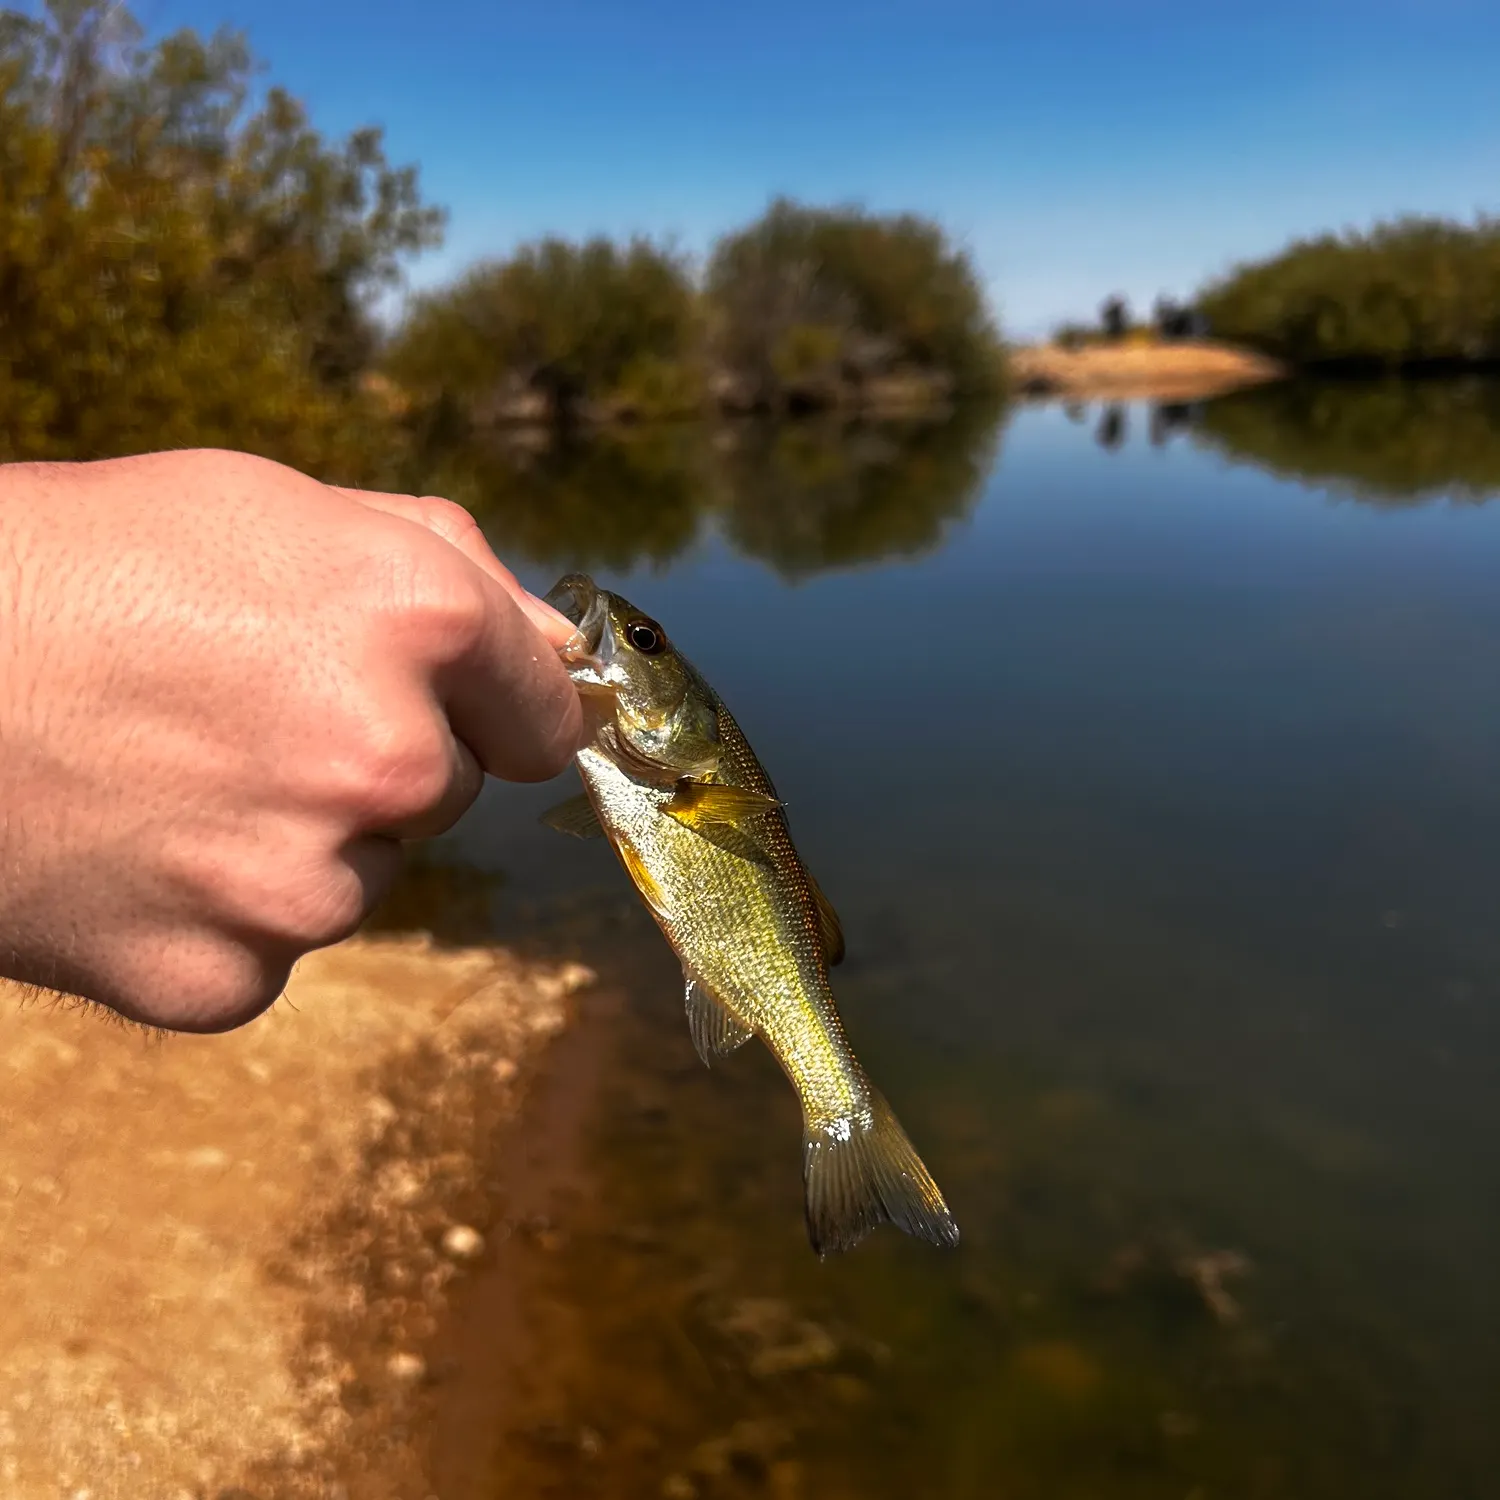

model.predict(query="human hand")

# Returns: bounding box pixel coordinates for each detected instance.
[0,448,580,1032]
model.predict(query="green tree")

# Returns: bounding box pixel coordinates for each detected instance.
[0,0,442,473]
[384,236,702,425]
[704,198,1006,412]
[1197,215,1500,368]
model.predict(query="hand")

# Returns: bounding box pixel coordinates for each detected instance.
[0,448,581,1032]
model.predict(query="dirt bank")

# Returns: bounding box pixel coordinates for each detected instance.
[0,934,594,1499]
[1010,339,1286,401]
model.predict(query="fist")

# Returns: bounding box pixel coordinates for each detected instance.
[0,449,581,1031]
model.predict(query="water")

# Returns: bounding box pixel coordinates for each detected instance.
[416,384,1500,1499]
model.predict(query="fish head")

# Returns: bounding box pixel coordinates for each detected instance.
[545,573,721,780]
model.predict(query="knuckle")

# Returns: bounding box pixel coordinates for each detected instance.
[352,723,453,825]
[274,869,369,948]
[374,546,489,661]
[187,834,372,953]
[414,495,481,545]
[220,851,371,953]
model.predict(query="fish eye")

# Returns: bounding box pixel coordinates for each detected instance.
[625,619,666,655]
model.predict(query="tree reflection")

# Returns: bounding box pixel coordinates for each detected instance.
[1189,379,1500,506]
[716,400,1006,579]
[411,418,711,571]
[400,401,1007,576]
[1095,405,1126,450]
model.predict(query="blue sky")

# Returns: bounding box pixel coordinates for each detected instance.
[123,0,1500,335]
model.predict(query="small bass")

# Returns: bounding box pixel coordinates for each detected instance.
[541,573,958,1257]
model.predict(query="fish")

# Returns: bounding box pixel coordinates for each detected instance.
[539,572,958,1257]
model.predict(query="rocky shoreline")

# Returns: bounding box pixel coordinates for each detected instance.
[0,933,593,1499]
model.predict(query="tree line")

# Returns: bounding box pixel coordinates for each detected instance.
[388,201,1007,428]
[0,1,1004,475]
[1195,216,1500,369]
[1068,217,1500,370]
[6,0,1496,485]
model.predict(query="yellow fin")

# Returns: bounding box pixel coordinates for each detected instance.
[665,780,780,825]
[662,780,779,864]
[618,842,670,920]
[805,870,845,967]
[539,792,605,839]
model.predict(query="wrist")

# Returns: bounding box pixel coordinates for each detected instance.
[0,458,64,728]
[0,464,51,984]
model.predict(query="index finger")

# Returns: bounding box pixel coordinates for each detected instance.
[334,487,577,649]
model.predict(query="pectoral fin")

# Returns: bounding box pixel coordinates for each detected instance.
[662,781,780,865]
[539,792,605,839]
[684,970,754,1066]
[805,870,846,967]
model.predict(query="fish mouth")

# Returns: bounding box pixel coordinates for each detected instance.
[545,573,608,654]
[545,573,616,690]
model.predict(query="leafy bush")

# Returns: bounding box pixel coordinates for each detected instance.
[384,237,702,423]
[1197,216,1500,368]
[704,198,1006,411]
[0,0,441,475]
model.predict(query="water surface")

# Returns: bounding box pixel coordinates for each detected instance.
[425,384,1500,1499]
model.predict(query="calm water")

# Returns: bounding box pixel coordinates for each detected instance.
[423,386,1500,1499]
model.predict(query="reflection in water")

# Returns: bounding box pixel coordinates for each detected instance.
[717,401,1006,579]
[414,419,711,571]
[1149,402,1193,447]
[403,402,1007,577]
[1094,405,1126,451]
[1189,378,1500,505]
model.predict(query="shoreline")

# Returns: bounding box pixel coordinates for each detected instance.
[1008,338,1287,401]
[0,932,594,1499]
[418,960,631,1498]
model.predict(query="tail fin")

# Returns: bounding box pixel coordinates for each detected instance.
[802,1091,960,1257]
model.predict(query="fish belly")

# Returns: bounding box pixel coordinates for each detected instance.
[576,749,863,1120]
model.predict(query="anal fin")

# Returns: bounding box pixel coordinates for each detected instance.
[684,970,753,1066]
[805,869,845,967]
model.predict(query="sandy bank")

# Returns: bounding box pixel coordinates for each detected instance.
[1010,340,1286,401]
[0,934,594,1499]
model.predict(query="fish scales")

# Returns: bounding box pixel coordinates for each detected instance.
[577,703,867,1130]
[541,573,958,1257]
